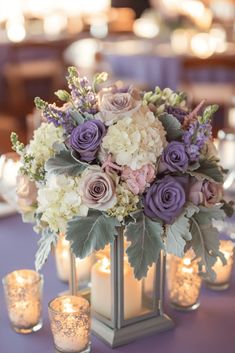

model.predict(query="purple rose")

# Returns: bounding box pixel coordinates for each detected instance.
[167,106,187,123]
[143,175,186,224]
[159,142,189,173]
[70,119,106,162]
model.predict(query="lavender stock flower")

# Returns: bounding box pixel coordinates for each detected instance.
[43,104,76,134]
[70,119,106,162]
[143,175,186,224]
[66,67,98,114]
[182,121,212,162]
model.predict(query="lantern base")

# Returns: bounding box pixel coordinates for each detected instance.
[92,314,174,348]
[205,282,230,291]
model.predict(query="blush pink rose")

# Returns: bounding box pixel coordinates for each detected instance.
[189,179,223,207]
[121,164,156,195]
[80,167,117,211]
[17,175,38,212]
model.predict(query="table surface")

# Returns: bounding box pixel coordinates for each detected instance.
[0,214,235,353]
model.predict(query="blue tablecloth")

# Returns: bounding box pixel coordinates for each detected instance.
[0,214,235,353]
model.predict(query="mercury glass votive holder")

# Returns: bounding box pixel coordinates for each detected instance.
[167,254,202,311]
[2,269,43,334]
[48,295,91,353]
[205,240,234,291]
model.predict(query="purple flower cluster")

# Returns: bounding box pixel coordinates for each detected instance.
[43,105,76,134]
[167,106,187,124]
[182,121,212,161]
[67,69,98,114]
[70,119,106,162]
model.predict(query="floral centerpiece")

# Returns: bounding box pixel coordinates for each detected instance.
[12,67,233,281]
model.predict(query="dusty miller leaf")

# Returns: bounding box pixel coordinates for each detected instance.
[188,158,224,183]
[158,113,183,141]
[195,205,226,225]
[166,203,199,258]
[191,210,226,280]
[125,210,164,280]
[69,110,85,125]
[66,210,120,259]
[35,229,58,272]
[45,149,87,176]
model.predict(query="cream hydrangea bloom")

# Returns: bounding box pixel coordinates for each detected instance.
[101,106,167,170]
[37,174,88,233]
[27,122,64,177]
[107,183,139,222]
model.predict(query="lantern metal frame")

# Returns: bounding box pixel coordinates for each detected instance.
[90,230,174,347]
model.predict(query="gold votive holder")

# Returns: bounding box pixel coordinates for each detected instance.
[48,295,91,353]
[2,269,43,334]
[167,253,202,311]
[205,240,234,291]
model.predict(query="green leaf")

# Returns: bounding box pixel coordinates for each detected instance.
[201,104,219,123]
[221,200,234,218]
[188,158,224,183]
[55,90,71,102]
[66,210,120,259]
[45,149,87,176]
[191,213,226,280]
[166,204,199,257]
[158,113,183,141]
[35,229,58,271]
[69,110,85,125]
[34,96,48,110]
[125,210,164,280]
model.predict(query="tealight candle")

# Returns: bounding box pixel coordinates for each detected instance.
[167,253,202,311]
[205,240,234,290]
[48,295,91,353]
[91,254,142,320]
[55,236,92,287]
[2,269,43,333]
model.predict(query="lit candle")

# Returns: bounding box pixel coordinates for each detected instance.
[0,153,21,206]
[91,253,142,320]
[144,265,155,295]
[167,253,202,311]
[55,236,92,286]
[48,295,90,353]
[205,240,234,290]
[2,270,43,333]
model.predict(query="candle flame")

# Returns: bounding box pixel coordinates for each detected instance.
[63,300,75,313]
[99,256,110,273]
[16,275,24,284]
[183,258,191,266]
[182,266,194,274]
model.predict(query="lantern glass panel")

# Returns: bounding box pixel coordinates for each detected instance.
[91,246,112,320]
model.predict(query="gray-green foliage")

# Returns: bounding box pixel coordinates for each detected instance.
[166,204,199,257]
[66,210,120,259]
[191,205,226,280]
[125,210,164,280]
[35,228,58,271]
[45,149,87,176]
[188,158,224,183]
[158,114,183,141]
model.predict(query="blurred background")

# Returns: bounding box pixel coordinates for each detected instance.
[0,0,235,153]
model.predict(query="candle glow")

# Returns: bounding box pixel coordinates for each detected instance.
[2,270,43,333]
[168,253,202,310]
